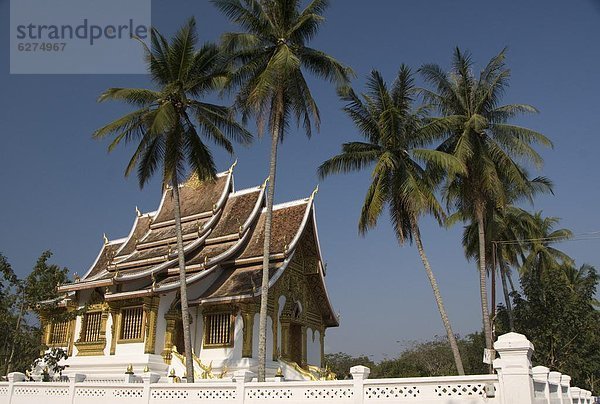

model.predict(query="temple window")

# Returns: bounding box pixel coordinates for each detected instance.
[81,312,102,342]
[50,320,69,345]
[204,313,233,347]
[119,306,145,341]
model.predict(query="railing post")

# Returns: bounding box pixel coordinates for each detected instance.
[141,372,160,404]
[561,375,572,404]
[493,332,535,404]
[350,365,370,404]
[6,372,25,404]
[570,387,581,404]
[533,366,551,404]
[549,371,563,404]
[233,370,254,404]
[65,373,85,404]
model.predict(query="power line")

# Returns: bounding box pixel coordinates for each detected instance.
[492,231,600,246]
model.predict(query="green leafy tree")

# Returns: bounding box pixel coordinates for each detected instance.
[1,251,68,375]
[324,352,375,380]
[93,19,251,381]
[319,68,466,374]
[377,334,487,378]
[500,263,600,394]
[213,0,351,380]
[420,48,552,353]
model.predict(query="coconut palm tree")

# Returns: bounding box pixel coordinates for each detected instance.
[93,18,252,381]
[461,177,553,331]
[319,67,466,375]
[420,48,552,353]
[520,213,573,278]
[213,0,351,380]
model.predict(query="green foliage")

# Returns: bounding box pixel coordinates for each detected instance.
[94,18,251,188]
[498,263,600,394]
[325,334,486,379]
[324,352,376,380]
[214,0,352,140]
[0,251,68,375]
[319,67,463,243]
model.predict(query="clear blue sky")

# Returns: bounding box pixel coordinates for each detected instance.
[1,0,599,360]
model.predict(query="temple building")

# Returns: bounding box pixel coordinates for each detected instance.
[40,164,338,380]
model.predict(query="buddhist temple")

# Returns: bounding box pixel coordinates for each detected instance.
[40,164,338,380]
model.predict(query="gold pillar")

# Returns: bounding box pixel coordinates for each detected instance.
[161,313,178,364]
[280,322,290,360]
[241,311,254,358]
[143,296,159,354]
[108,306,120,355]
[301,325,307,367]
[271,315,278,361]
[319,328,325,368]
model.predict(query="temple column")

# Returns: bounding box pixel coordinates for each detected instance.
[301,325,307,367]
[280,321,290,360]
[162,314,178,364]
[241,310,254,358]
[143,296,159,354]
[320,328,325,368]
[108,305,120,355]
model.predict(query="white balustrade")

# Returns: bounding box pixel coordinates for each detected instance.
[0,333,596,404]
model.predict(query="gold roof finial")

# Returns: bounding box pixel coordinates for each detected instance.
[125,364,134,374]
[311,184,319,200]
[275,367,284,377]
[228,159,238,173]
[261,176,270,189]
[103,233,109,245]
[169,368,176,377]
[143,365,150,373]
[135,206,142,217]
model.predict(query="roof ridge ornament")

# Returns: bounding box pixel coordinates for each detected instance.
[135,206,142,217]
[310,185,319,200]
[228,159,238,173]
[261,176,270,189]
[103,233,109,245]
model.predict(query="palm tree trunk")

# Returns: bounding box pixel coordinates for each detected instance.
[6,291,25,375]
[475,203,494,366]
[411,219,465,375]
[507,270,517,294]
[499,259,515,331]
[171,178,194,382]
[257,117,281,382]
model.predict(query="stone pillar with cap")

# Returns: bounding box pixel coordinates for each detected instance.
[561,375,572,404]
[493,332,535,404]
[548,371,564,404]
[532,366,551,404]
[350,365,370,404]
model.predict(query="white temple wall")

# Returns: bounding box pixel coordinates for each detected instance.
[154,292,176,355]
[71,312,82,356]
[277,295,286,354]
[307,328,320,366]
[191,307,204,355]
[252,313,273,361]
[104,314,113,356]
[114,342,144,356]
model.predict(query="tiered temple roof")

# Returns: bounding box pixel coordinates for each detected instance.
[58,164,338,327]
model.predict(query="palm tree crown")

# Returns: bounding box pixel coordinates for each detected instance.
[214,0,352,138]
[94,18,251,187]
